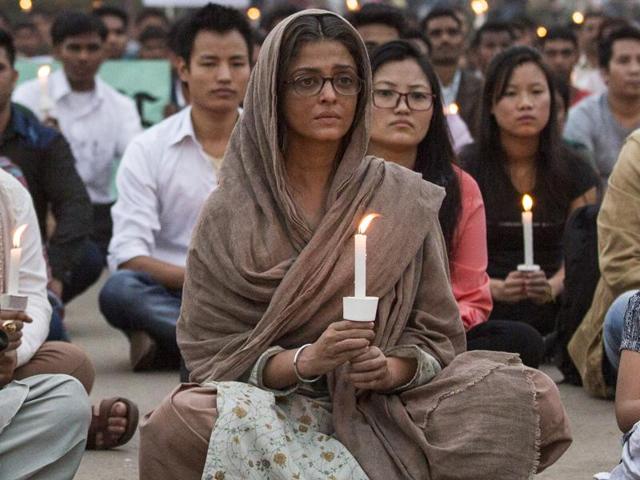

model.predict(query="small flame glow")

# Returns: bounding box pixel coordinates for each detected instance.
[522,194,533,212]
[536,26,548,38]
[572,11,584,25]
[346,0,360,12]
[38,65,51,79]
[358,214,380,234]
[12,225,27,248]
[470,0,488,16]
[446,102,460,115]
[247,7,261,21]
[19,0,32,12]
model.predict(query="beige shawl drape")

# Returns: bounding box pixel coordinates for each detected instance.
[570,129,640,398]
[178,10,539,479]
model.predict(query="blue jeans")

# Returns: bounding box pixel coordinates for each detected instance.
[603,289,639,372]
[98,270,182,368]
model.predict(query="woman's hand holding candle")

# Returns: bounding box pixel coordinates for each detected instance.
[296,321,375,379]
[524,270,558,304]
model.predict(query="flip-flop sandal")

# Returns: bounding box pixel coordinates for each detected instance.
[87,397,140,450]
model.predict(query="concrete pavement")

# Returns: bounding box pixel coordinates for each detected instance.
[68,275,623,479]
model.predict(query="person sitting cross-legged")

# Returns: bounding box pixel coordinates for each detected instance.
[99,4,252,371]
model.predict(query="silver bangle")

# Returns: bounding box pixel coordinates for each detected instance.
[293,344,321,383]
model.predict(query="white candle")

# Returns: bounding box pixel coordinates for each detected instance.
[355,233,366,297]
[7,225,27,295]
[37,65,53,116]
[522,195,534,266]
[354,214,379,298]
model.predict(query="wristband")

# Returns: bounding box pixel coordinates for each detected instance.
[293,344,321,383]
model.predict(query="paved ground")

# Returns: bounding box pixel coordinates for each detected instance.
[70,275,623,479]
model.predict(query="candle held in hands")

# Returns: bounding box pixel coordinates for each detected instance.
[518,194,540,272]
[344,214,380,322]
[7,225,27,295]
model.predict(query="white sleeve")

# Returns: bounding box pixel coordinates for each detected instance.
[11,186,51,367]
[107,137,160,271]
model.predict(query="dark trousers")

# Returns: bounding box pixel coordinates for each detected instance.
[466,319,545,368]
[99,270,182,369]
[91,202,114,259]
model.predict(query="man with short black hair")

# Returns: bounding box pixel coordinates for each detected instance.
[423,7,482,138]
[347,3,406,50]
[93,5,129,59]
[565,26,640,185]
[472,21,516,77]
[138,26,169,60]
[13,11,142,259]
[541,26,590,106]
[12,22,42,58]
[99,3,252,371]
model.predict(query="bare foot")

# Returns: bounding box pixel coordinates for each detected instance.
[92,401,128,448]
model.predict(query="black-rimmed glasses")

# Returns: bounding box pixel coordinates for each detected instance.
[284,73,362,97]
[373,89,436,111]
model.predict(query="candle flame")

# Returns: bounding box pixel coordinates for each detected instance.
[446,102,460,115]
[346,0,360,12]
[358,213,380,234]
[572,11,584,25]
[470,0,488,16]
[522,194,533,212]
[38,65,51,79]
[13,225,27,248]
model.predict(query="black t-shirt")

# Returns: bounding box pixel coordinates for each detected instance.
[460,144,599,333]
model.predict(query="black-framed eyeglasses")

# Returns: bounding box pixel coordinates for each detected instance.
[372,89,436,111]
[284,73,362,97]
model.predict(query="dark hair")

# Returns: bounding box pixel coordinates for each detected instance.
[51,11,107,46]
[370,40,460,254]
[13,21,38,34]
[0,28,15,66]
[134,8,168,28]
[174,3,253,64]
[583,9,606,24]
[552,73,570,115]
[540,26,578,49]
[277,14,367,159]
[402,28,431,55]
[599,25,640,69]
[260,4,302,33]
[346,4,407,36]
[0,11,11,31]
[93,6,129,28]
[463,46,575,222]
[139,25,167,44]
[471,21,515,49]
[420,7,462,34]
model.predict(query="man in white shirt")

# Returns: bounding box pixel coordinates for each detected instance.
[99,4,252,371]
[13,12,142,257]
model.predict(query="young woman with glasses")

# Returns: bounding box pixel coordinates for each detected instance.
[368,40,544,367]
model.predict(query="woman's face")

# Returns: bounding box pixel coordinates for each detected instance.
[281,40,359,147]
[491,62,551,139]
[370,59,433,152]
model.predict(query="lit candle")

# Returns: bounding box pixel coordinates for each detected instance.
[37,65,53,117]
[522,194,534,267]
[7,225,27,295]
[354,214,378,297]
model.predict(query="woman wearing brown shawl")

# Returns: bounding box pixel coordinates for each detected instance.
[139,10,571,479]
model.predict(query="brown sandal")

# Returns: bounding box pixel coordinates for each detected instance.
[87,397,139,450]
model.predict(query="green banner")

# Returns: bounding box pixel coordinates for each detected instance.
[15,60,172,127]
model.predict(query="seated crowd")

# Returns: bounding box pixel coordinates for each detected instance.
[0,1,639,478]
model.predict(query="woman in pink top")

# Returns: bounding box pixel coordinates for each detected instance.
[368,40,544,367]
